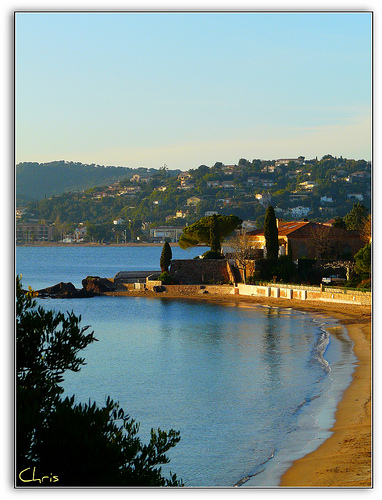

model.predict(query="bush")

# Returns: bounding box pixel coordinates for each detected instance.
[247,272,261,284]
[273,256,297,283]
[16,276,182,487]
[201,250,224,259]
[158,271,178,285]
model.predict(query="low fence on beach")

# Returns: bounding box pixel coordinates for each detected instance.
[237,283,371,305]
[118,277,371,305]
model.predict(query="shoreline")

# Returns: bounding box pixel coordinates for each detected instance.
[279,310,372,487]
[16,242,181,247]
[105,290,372,487]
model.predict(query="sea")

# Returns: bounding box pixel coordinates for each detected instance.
[16,245,357,488]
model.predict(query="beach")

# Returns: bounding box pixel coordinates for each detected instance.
[109,289,372,487]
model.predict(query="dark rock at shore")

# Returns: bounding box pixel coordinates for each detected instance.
[37,281,98,298]
[82,276,117,293]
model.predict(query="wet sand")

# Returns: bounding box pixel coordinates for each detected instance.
[111,290,372,488]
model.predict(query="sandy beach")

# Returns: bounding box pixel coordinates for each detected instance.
[110,290,372,488]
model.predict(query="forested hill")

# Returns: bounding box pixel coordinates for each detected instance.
[16,161,180,203]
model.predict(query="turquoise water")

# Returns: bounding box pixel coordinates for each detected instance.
[16,246,357,487]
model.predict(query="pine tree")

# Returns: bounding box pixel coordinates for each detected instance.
[264,206,278,260]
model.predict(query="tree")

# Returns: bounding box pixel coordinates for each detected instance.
[16,277,182,487]
[178,214,242,253]
[223,229,257,284]
[343,203,368,230]
[332,216,346,229]
[360,214,372,243]
[160,242,172,272]
[354,243,371,275]
[263,206,278,260]
[209,214,221,253]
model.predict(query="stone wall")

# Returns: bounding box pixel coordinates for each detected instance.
[169,259,237,284]
[237,283,371,305]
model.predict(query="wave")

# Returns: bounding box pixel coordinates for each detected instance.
[234,449,276,487]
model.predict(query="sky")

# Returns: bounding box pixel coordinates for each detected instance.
[15,8,372,171]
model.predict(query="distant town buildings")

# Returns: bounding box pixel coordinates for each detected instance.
[149,226,185,243]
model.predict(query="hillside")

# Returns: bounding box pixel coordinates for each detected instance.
[16,155,371,243]
[16,161,180,203]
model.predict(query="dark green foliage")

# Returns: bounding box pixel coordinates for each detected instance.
[332,216,346,229]
[251,259,277,282]
[16,276,97,467]
[16,161,181,203]
[201,250,224,259]
[296,259,321,284]
[354,243,371,275]
[263,206,279,260]
[343,203,369,230]
[18,156,371,233]
[158,271,178,285]
[16,276,182,487]
[160,242,172,272]
[209,214,221,253]
[273,256,296,283]
[29,396,181,486]
[178,214,242,251]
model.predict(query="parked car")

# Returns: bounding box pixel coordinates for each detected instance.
[322,275,346,285]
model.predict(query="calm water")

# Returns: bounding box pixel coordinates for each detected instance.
[16,246,357,487]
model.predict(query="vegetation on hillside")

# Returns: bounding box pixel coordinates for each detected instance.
[17,155,371,243]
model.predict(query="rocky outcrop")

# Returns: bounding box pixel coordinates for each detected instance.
[81,276,117,293]
[36,282,97,298]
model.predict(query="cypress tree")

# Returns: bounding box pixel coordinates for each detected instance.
[209,214,221,254]
[160,242,172,272]
[264,206,278,260]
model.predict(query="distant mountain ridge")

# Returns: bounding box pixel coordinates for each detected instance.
[16,160,180,203]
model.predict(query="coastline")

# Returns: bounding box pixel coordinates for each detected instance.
[16,242,181,247]
[279,310,372,487]
[107,290,372,487]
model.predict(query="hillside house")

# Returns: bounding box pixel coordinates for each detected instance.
[299,181,317,190]
[274,157,304,167]
[246,220,363,260]
[261,179,275,188]
[207,181,220,188]
[187,196,202,206]
[347,193,364,201]
[289,206,311,218]
[178,172,192,181]
[221,164,237,175]
[16,207,28,218]
[221,180,235,188]
[74,225,88,241]
[261,165,281,173]
[255,193,272,207]
[350,171,370,181]
[320,196,334,203]
[289,193,310,202]
[177,182,195,190]
[117,186,141,196]
[176,210,188,218]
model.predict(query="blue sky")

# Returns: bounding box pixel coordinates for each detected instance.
[15,10,372,170]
